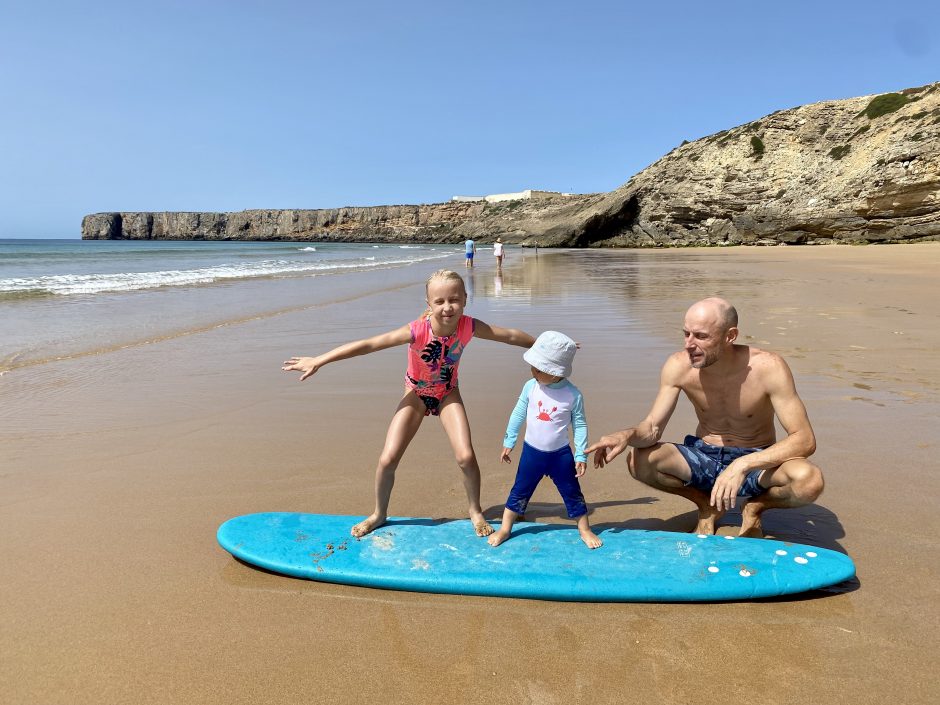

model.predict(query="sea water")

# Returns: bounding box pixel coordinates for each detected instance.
[0,239,462,372]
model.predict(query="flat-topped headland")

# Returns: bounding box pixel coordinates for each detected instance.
[83,82,940,247]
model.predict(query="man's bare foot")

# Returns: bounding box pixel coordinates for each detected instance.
[739,503,765,538]
[351,513,386,538]
[579,528,603,549]
[487,529,511,547]
[471,512,494,536]
[694,507,725,535]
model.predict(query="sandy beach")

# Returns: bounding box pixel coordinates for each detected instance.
[2,244,938,704]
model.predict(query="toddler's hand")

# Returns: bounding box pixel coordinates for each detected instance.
[500,447,513,464]
[575,461,587,477]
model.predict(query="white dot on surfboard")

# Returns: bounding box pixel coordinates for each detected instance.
[794,556,809,564]
[776,549,787,556]
[696,534,708,539]
[739,569,753,577]
[805,552,817,558]
[724,536,735,540]
[708,566,719,573]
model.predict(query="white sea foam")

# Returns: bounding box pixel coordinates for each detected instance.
[0,250,452,296]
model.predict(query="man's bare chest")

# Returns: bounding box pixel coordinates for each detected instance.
[682,374,772,422]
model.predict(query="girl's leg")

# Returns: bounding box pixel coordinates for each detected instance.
[438,389,493,536]
[351,392,426,537]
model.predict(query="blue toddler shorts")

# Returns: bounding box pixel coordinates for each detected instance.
[505,443,587,519]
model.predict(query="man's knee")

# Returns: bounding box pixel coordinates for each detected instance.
[793,461,824,503]
[772,459,824,504]
[628,446,660,483]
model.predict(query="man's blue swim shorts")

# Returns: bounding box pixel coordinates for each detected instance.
[673,435,768,498]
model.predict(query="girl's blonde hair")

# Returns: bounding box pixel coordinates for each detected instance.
[422,269,467,317]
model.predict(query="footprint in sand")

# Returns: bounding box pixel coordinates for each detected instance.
[847,396,885,407]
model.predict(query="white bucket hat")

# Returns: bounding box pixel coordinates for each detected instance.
[523,331,577,378]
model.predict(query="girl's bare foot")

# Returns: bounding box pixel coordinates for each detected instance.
[487,529,511,547]
[471,512,494,536]
[351,513,386,537]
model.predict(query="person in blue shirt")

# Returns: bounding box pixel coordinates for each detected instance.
[464,238,475,267]
[488,331,602,548]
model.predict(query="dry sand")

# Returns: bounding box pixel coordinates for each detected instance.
[2,244,938,704]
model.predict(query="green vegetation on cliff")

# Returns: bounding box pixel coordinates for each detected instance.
[750,135,765,160]
[828,144,851,160]
[860,93,909,120]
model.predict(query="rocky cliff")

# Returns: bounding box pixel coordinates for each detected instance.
[83,82,940,246]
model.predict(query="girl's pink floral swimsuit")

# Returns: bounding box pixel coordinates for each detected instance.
[405,314,475,415]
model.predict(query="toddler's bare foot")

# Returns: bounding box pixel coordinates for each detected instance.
[351,513,386,538]
[487,529,511,547]
[580,527,603,549]
[471,512,494,537]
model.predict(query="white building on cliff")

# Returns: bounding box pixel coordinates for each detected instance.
[451,189,573,204]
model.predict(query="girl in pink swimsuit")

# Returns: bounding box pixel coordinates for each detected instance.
[283,269,535,539]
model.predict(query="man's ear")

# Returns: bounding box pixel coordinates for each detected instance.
[726,326,739,344]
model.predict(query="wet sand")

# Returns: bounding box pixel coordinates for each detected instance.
[2,244,938,704]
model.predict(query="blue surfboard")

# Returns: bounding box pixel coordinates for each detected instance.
[217,513,856,602]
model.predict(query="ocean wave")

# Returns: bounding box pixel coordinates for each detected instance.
[298,246,317,252]
[0,288,56,302]
[0,251,452,296]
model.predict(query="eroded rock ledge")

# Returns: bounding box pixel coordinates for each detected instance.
[83,82,940,247]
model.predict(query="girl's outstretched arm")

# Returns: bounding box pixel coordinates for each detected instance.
[282,324,412,381]
[473,320,535,348]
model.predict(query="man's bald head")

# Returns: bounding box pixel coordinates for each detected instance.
[683,298,739,369]
[686,297,738,334]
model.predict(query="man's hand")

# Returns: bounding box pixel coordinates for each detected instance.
[586,432,630,468]
[500,447,513,464]
[575,461,587,477]
[710,458,750,511]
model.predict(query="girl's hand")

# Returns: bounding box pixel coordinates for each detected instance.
[282,356,321,381]
[575,461,587,477]
[500,447,513,464]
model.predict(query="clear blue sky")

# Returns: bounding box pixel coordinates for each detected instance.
[1,0,936,238]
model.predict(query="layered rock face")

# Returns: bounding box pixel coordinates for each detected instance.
[540,82,940,247]
[83,83,940,246]
[82,202,493,243]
